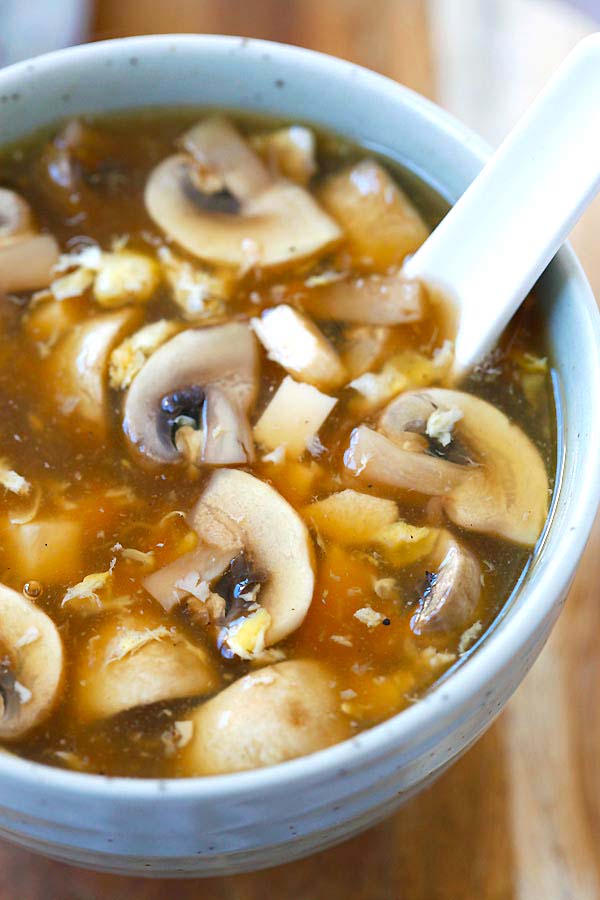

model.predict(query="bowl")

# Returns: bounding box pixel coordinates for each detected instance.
[0,34,598,877]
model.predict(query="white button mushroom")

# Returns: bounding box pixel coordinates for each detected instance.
[0,188,59,293]
[143,469,316,652]
[72,610,219,721]
[0,583,64,740]
[145,117,341,270]
[181,660,350,774]
[345,388,549,546]
[411,530,482,634]
[122,322,259,467]
[48,307,141,438]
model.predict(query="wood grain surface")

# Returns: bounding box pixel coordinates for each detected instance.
[1,1,599,897]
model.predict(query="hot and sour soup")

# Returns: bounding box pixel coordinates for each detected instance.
[0,112,554,776]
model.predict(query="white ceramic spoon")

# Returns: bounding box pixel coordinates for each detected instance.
[403,33,600,379]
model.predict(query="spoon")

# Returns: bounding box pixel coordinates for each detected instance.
[403,33,600,378]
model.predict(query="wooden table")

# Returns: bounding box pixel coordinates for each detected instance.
[2,2,600,897]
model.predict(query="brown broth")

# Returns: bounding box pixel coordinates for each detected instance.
[0,110,556,777]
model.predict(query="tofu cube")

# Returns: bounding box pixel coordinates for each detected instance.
[253,376,336,458]
[304,489,398,544]
[252,305,346,390]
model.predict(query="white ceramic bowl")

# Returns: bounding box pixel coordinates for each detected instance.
[0,35,598,877]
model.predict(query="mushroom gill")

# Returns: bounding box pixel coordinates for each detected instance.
[345,388,549,546]
[0,188,59,293]
[145,116,341,270]
[123,322,259,467]
[48,307,142,438]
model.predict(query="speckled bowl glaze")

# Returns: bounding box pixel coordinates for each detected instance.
[0,35,598,877]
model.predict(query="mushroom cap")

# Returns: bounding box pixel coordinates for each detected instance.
[189,469,315,646]
[0,583,64,740]
[123,322,258,466]
[145,117,341,270]
[411,530,481,634]
[49,307,141,438]
[182,660,350,774]
[0,189,59,293]
[0,188,32,240]
[379,388,550,545]
[72,610,219,721]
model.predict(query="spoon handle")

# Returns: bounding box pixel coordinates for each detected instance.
[404,34,600,376]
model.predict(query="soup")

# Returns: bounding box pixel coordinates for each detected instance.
[0,112,554,777]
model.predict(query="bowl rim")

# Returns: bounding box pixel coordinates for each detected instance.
[0,32,598,803]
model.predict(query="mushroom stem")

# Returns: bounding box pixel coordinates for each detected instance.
[344,425,469,495]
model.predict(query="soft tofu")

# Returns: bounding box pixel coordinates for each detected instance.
[251,305,346,390]
[253,376,337,458]
[319,159,429,267]
[250,126,317,185]
[2,518,82,583]
[303,489,398,544]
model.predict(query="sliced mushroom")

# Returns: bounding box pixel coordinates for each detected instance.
[182,660,349,774]
[0,188,59,293]
[48,307,141,437]
[123,322,258,467]
[411,530,481,634]
[251,305,346,390]
[302,271,424,325]
[144,469,315,649]
[145,116,341,270]
[345,425,469,496]
[345,388,549,545]
[72,610,219,721]
[318,159,428,268]
[0,582,64,740]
